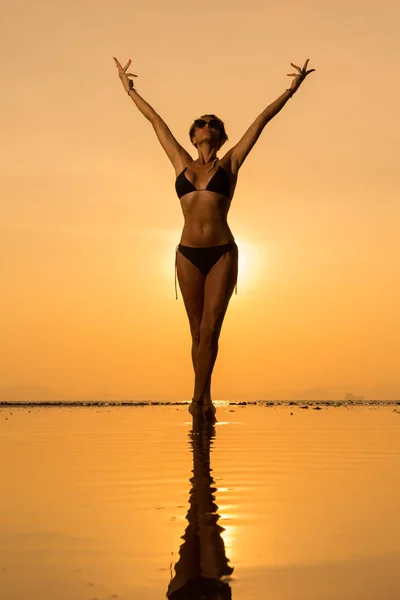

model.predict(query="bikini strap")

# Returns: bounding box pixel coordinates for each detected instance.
[235,242,238,295]
[175,245,179,300]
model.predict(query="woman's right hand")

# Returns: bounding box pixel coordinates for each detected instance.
[113,57,137,93]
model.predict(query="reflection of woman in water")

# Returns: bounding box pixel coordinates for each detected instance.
[167,424,233,600]
[114,57,315,424]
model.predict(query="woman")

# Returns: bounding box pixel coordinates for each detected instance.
[113,57,315,424]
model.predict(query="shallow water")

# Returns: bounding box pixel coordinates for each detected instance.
[1,404,400,600]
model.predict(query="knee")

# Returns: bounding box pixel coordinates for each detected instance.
[191,327,201,345]
[199,324,220,345]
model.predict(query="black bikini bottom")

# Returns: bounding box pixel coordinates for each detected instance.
[178,242,237,275]
[175,242,238,299]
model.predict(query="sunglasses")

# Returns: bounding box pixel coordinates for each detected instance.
[194,118,222,130]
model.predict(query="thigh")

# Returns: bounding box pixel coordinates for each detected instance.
[176,249,205,333]
[201,245,238,331]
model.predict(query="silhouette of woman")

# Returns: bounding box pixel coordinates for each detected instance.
[167,423,233,600]
[113,57,315,424]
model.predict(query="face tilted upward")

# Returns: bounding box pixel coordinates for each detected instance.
[189,115,228,150]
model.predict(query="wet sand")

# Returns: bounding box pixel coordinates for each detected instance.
[1,404,400,599]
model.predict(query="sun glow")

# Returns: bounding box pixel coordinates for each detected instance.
[236,237,263,290]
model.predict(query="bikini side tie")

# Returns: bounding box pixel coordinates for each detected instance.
[175,245,179,300]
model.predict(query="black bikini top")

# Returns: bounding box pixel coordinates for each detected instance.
[175,165,231,199]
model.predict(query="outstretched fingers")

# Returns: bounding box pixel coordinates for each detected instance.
[113,57,122,70]
[303,58,316,75]
[289,59,316,81]
[113,57,133,73]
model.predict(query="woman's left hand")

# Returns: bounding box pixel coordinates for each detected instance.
[287,58,315,94]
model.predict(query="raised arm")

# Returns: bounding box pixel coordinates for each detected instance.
[227,59,315,174]
[113,58,192,172]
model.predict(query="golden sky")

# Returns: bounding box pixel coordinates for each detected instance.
[1,0,399,401]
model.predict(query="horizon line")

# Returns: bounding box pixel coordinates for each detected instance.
[1,400,400,408]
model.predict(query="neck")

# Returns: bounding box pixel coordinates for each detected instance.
[196,143,218,166]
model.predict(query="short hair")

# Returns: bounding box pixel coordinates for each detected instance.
[189,114,228,150]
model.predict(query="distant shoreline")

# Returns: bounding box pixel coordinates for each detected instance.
[1,400,399,408]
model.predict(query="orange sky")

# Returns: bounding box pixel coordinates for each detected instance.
[1,0,399,401]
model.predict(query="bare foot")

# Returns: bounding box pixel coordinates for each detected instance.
[188,400,205,421]
[203,402,217,425]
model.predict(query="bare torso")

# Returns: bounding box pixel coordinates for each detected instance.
[176,156,238,247]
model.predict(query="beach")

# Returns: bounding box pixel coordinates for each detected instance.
[1,403,400,600]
